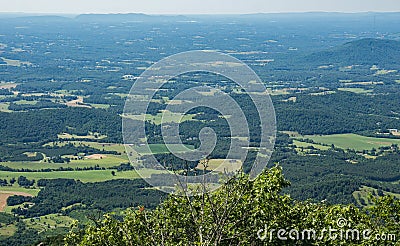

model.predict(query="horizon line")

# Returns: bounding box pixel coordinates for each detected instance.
[1,11,400,16]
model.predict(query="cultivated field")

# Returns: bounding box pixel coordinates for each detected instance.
[303,133,400,151]
[0,186,40,196]
[0,154,128,170]
[338,88,373,94]
[134,144,195,155]
[57,132,107,140]
[0,169,158,183]
[45,141,127,154]
[65,96,90,108]
[292,140,330,151]
[0,82,17,89]
[0,186,39,212]
[90,103,111,109]
[196,159,242,173]
[0,57,32,66]
[124,111,195,125]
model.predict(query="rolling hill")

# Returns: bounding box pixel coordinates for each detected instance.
[305,38,400,66]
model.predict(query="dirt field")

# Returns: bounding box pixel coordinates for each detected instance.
[0,83,17,89]
[86,154,107,160]
[0,191,33,211]
[65,96,91,108]
[390,131,400,137]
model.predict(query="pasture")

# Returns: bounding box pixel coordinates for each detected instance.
[57,132,107,140]
[89,103,110,109]
[0,102,11,112]
[24,214,75,233]
[353,185,400,207]
[0,224,16,238]
[196,159,242,173]
[45,141,127,154]
[14,100,37,105]
[0,154,128,171]
[0,186,38,212]
[0,186,40,196]
[134,144,195,155]
[292,140,330,151]
[0,169,156,183]
[303,134,400,151]
[338,88,373,94]
[124,111,195,125]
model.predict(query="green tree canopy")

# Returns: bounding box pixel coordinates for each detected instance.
[65,165,399,245]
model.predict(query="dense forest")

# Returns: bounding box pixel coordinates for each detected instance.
[10,179,165,218]
[0,108,122,143]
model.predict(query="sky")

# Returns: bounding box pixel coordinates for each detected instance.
[1,0,400,14]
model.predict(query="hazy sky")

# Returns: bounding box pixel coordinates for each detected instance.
[2,0,400,14]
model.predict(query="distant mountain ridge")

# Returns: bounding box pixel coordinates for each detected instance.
[74,13,189,22]
[305,38,400,66]
[0,13,189,23]
[14,15,72,22]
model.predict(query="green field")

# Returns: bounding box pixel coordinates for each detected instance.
[45,141,127,154]
[125,111,196,125]
[14,100,37,105]
[0,186,40,216]
[0,102,11,112]
[0,185,40,196]
[24,214,75,233]
[90,103,111,109]
[3,204,23,214]
[338,88,373,94]
[303,134,400,151]
[0,169,162,183]
[0,224,16,238]
[196,159,242,173]
[134,144,195,155]
[292,140,330,150]
[0,154,128,171]
[57,133,107,140]
[147,111,195,125]
[353,186,400,207]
